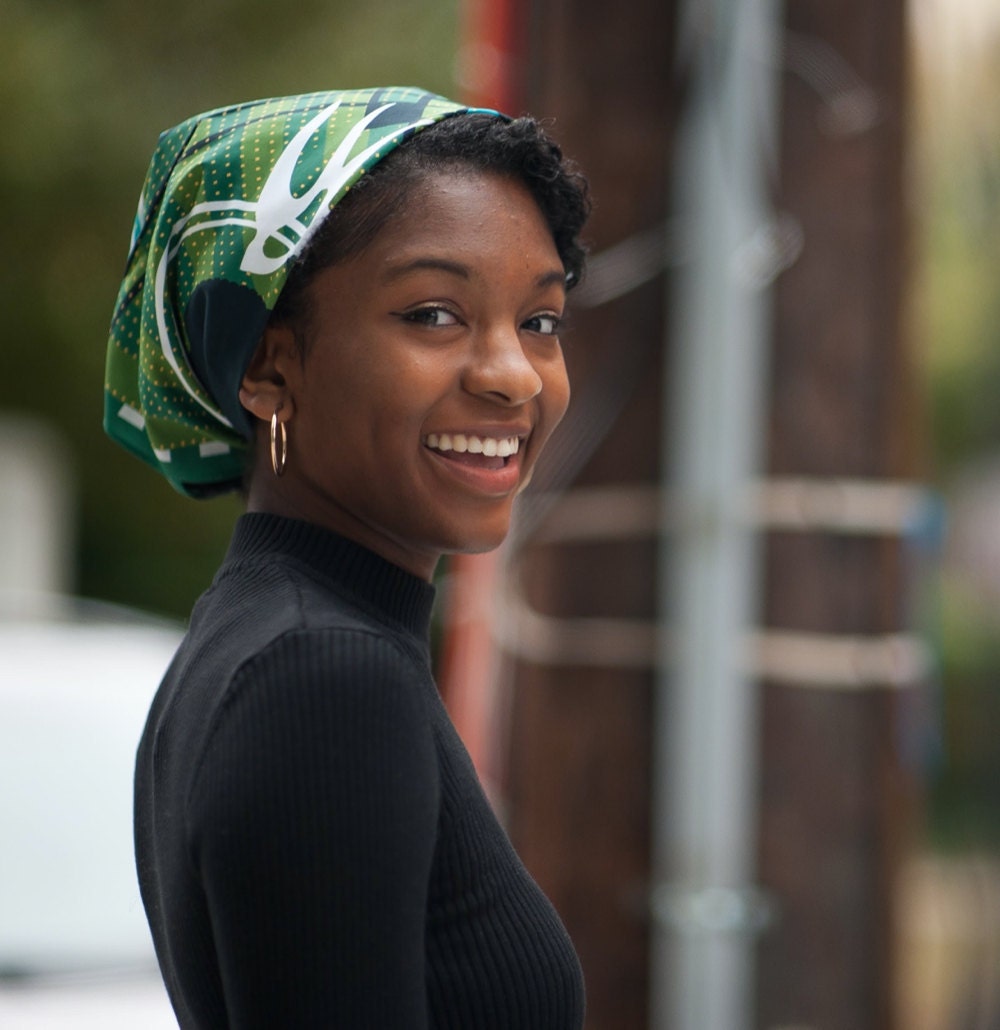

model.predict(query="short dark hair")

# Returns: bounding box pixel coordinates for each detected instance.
[269,113,590,334]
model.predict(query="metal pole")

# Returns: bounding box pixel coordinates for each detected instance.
[651,1,785,1026]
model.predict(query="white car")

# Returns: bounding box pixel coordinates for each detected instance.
[0,600,181,1028]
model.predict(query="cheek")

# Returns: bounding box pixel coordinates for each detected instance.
[370,348,457,417]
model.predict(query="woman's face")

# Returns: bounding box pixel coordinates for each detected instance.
[262,168,571,580]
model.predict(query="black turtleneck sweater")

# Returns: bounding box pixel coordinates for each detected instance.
[133,513,584,1029]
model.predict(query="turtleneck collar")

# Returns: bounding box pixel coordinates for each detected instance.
[223,512,437,642]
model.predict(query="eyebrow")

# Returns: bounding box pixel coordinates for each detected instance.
[382,257,471,282]
[381,257,567,291]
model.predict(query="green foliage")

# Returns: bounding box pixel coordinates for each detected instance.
[928,581,1000,849]
[918,157,1000,476]
[914,30,1000,848]
[1,0,460,617]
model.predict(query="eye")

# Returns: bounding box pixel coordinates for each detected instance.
[523,312,562,336]
[400,305,461,328]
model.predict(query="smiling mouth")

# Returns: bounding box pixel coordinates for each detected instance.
[424,433,521,470]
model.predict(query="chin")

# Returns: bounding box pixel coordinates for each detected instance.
[459,541,505,557]
[447,524,512,557]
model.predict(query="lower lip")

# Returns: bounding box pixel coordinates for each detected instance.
[424,446,523,496]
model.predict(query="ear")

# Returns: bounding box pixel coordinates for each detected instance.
[239,323,300,424]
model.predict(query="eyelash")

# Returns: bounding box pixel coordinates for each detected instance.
[401,305,460,328]
[400,306,563,336]
[525,313,562,336]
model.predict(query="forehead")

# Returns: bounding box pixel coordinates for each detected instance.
[370,168,560,266]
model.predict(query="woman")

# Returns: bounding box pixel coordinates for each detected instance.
[104,87,590,1028]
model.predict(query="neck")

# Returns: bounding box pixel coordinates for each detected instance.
[244,474,441,582]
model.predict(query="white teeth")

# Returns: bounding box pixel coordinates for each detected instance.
[425,434,520,456]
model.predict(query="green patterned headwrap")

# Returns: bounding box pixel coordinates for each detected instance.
[105,87,498,497]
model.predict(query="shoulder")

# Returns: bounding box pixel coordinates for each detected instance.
[175,550,429,707]
[226,622,431,726]
[184,624,440,854]
[196,550,370,641]
[209,622,433,759]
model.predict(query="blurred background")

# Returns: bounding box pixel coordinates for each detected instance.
[2,0,1000,1027]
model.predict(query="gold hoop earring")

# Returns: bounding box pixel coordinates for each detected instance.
[270,410,287,477]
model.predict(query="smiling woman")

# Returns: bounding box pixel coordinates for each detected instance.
[103,88,589,1028]
[240,168,571,578]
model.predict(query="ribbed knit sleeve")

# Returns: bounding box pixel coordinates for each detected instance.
[184,628,439,1028]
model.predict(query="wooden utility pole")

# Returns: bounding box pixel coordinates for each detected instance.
[495,1,916,1028]
[502,3,678,1028]
[757,1,916,1028]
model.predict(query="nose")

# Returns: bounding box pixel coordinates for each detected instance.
[462,325,543,406]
